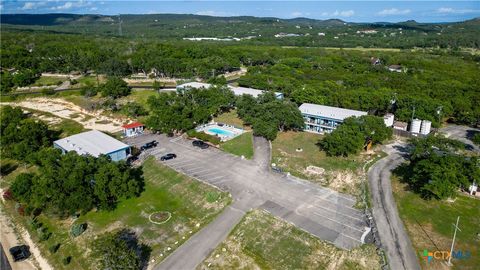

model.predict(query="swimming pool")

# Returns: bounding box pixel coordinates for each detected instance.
[207,127,234,137]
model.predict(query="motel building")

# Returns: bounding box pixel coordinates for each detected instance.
[122,122,145,137]
[53,130,131,161]
[299,103,368,134]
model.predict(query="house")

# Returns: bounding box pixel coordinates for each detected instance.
[393,121,408,131]
[122,122,145,137]
[176,82,212,90]
[53,130,130,161]
[388,65,403,72]
[299,103,368,134]
[176,82,284,99]
[228,86,283,99]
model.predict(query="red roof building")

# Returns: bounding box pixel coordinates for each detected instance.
[122,122,145,137]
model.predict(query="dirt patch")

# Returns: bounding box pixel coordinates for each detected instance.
[303,165,325,177]
[1,98,126,133]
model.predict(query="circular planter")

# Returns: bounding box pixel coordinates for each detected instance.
[149,211,172,225]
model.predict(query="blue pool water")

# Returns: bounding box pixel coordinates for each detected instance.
[207,128,234,137]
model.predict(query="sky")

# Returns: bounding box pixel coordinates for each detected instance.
[1,1,480,23]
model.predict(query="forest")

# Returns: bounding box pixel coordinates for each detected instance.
[1,28,479,127]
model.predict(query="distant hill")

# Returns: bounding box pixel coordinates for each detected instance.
[1,13,479,48]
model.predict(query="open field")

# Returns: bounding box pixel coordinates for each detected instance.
[220,132,254,159]
[392,176,480,270]
[213,110,249,130]
[272,131,375,195]
[200,209,380,270]
[30,76,67,87]
[1,157,231,270]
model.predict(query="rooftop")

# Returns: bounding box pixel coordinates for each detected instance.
[54,130,129,157]
[176,82,212,89]
[299,103,367,121]
[122,122,144,129]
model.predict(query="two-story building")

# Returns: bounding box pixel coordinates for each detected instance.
[299,103,368,134]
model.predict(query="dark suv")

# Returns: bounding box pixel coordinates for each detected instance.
[9,245,30,262]
[192,140,209,149]
[140,140,158,151]
[160,153,177,161]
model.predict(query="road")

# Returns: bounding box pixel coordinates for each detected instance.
[125,134,371,269]
[439,124,480,153]
[368,143,421,270]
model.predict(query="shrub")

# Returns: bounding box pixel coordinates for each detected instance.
[71,223,87,237]
[63,256,72,265]
[49,243,60,254]
[186,130,221,145]
[41,88,55,95]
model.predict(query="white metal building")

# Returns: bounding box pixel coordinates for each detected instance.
[299,103,368,134]
[53,130,130,161]
[176,82,212,90]
[175,82,283,99]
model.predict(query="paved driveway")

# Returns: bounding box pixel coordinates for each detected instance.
[126,134,370,269]
[368,143,420,270]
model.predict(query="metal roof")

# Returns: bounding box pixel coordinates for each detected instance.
[54,130,129,157]
[176,82,212,89]
[228,86,283,98]
[299,103,367,121]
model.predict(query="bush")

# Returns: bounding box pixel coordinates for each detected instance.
[38,227,52,241]
[71,223,87,237]
[49,243,60,254]
[70,79,78,85]
[186,130,221,145]
[63,256,72,265]
[472,133,480,146]
[41,88,55,95]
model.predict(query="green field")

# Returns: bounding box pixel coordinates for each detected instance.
[200,209,380,269]
[220,132,254,159]
[272,131,365,175]
[1,158,231,269]
[30,76,67,86]
[213,110,249,130]
[392,176,480,270]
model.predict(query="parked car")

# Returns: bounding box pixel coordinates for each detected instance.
[9,245,30,262]
[160,153,177,161]
[140,140,158,151]
[192,140,209,149]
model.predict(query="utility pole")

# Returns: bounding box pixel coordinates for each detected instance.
[448,216,461,266]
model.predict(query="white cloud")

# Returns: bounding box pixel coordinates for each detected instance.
[378,8,411,16]
[332,10,355,17]
[291,11,303,17]
[50,0,92,11]
[90,7,98,11]
[436,7,480,14]
[21,2,47,10]
[195,10,237,17]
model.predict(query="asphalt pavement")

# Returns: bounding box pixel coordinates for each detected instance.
[125,134,370,269]
[368,142,421,270]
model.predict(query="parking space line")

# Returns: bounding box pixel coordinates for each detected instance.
[310,204,364,222]
[314,195,363,214]
[209,175,228,181]
[195,171,222,178]
[312,211,364,233]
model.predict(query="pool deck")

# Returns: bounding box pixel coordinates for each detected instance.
[196,123,244,141]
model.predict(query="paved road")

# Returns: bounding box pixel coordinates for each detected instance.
[0,243,12,270]
[439,124,480,153]
[368,143,420,270]
[126,134,371,269]
[252,135,271,171]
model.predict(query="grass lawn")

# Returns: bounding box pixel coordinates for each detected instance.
[31,76,67,86]
[213,110,249,130]
[76,75,105,86]
[200,209,380,270]
[121,90,159,108]
[392,176,480,270]
[1,157,231,270]
[220,132,254,159]
[272,131,364,176]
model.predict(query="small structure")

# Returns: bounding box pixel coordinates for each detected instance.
[54,130,130,161]
[299,103,368,134]
[122,122,145,137]
[370,57,381,66]
[393,121,408,131]
[383,113,394,127]
[420,120,432,135]
[410,118,422,134]
[388,65,403,72]
[468,182,478,196]
[176,82,212,90]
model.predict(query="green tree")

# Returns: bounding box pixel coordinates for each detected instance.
[94,230,140,270]
[101,77,131,98]
[10,173,34,202]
